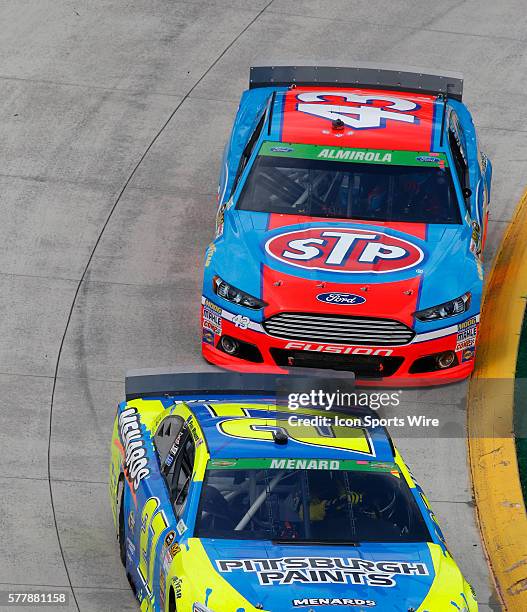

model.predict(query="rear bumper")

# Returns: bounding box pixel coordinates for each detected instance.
[201,298,478,387]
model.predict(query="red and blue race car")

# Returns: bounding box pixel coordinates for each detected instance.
[201,65,492,384]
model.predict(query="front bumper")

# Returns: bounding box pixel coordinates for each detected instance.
[200,298,478,387]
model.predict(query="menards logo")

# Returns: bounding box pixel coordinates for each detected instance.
[270,459,340,470]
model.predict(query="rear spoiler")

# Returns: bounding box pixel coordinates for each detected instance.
[249,64,463,101]
[125,368,355,401]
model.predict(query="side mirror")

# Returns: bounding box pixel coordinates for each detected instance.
[462,187,472,199]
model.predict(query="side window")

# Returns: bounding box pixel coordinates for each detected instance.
[448,114,470,211]
[154,416,184,466]
[231,111,266,194]
[165,434,195,518]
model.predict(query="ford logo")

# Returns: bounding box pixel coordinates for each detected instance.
[316,292,366,305]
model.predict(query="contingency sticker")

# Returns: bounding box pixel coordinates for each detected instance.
[455,316,477,351]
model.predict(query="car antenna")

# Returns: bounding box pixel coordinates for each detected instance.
[273,429,288,445]
[439,93,447,147]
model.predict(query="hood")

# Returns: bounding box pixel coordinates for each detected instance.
[201,538,440,612]
[215,211,472,325]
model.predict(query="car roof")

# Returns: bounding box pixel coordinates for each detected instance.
[187,399,394,462]
[271,87,440,152]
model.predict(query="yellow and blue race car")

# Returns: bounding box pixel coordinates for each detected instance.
[109,371,477,611]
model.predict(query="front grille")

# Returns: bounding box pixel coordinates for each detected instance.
[270,349,404,377]
[263,312,414,346]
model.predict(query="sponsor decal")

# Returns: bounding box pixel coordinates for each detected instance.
[164,531,175,547]
[318,149,391,162]
[456,317,477,351]
[295,91,418,130]
[462,347,475,362]
[316,292,366,305]
[270,459,340,470]
[176,519,187,536]
[172,576,183,599]
[458,316,477,331]
[170,543,181,557]
[210,459,238,467]
[260,141,449,168]
[127,510,135,532]
[126,537,135,555]
[293,598,375,607]
[216,557,429,587]
[202,329,215,345]
[159,568,166,609]
[204,298,222,314]
[162,531,180,572]
[208,458,396,473]
[416,155,439,163]
[203,305,222,335]
[118,407,150,491]
[163,422,189,472]
[285,341,393,356]
[204,243,216,268]
[187,416,201,444]
[470,221,482,259]
[265,227,424,274]
[456,338,476,351]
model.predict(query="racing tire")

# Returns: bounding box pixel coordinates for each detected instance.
[117,477,126,567]
[168,587,177,612]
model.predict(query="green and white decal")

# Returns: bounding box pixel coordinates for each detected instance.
[259,141,449,168]
[208,457,398,473]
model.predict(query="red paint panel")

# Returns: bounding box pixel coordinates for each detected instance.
[267,213,427,240]
[281,87,436,151]
[262,265,421,326]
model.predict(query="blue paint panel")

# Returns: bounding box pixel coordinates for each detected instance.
[201,538,435,612]
[189,401,394,461]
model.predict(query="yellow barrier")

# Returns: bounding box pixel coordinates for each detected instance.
[468,191,527,610]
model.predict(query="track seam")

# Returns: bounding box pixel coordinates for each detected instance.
[45,2,275,609]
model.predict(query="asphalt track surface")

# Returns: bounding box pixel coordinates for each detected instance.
[1,1,525,610]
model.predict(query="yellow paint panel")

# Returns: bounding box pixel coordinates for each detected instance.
[218,417,373,455]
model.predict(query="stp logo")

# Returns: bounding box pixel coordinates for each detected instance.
[265,227,424,274]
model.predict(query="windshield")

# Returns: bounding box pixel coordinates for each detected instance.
[195,458,431,544]
[237,142,461,224]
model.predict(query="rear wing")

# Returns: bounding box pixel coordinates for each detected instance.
[125,368,355,402]
[125,369,282,400]
[249,64,463,101]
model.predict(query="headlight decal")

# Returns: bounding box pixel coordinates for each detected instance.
[414,292,471,322]
[213,276,267,310]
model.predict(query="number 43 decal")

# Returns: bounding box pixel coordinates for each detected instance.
[296,91,418,130]
[233,314,250,329]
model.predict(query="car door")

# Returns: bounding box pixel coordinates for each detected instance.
[156,420,197,611]
[447,109,485,260]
